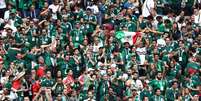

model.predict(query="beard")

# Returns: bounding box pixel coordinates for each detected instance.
[170,64,175,68]
[157,77,162,80]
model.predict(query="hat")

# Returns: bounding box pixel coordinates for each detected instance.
[33,18,39,22]
[131,53,136,57]
[75,21,80,25]
[131,87,137,91]
[111,64,116,68]
[25,42,31,48]
[62,15,68,18]
[124,42,130,45]
[4,24,13,30]
[100,70,107,76]
[109,4,116,8]
[12,71,25,81]
[156,15,163,20]
[20,24,26,29]
[10,9,16,14]
[87,68,95,72]
[163,16,169,20]
[164,19,171,24]
[86,8,92,11]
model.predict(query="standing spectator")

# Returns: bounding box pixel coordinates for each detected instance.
[96,74,109,101]
[165,81,180,101]
[149,72,167,94]
[192,8,201,26]
[27,5,40,19]
[195,0,201,9]
[0,0,6,18]
[142,0,156,17]
[48,0,62,20]
[151,88,165,101]
[0,0,201,101]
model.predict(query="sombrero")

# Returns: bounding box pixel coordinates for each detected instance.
[12,71,25,81]
[4,24,13,31]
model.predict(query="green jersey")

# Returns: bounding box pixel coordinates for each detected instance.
[70,29,86,48]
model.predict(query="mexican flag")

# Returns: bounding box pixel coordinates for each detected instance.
[115,31,143,45]
[31,61,37,69]
[78,74,84,85]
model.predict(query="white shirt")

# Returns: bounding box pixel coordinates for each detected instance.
[196,0,201,3]
[87,4,99,14]
[175,15,183,22]
[142,0,155,17]
[157,38,166,47]
[49,4,60,13]
[1,30,7,38]
[153,18,159,30]
[0,90,17,101]
[4,21,17,32]
[131,79,143,90]
[0,0,6,9]
[132,2,140,13]
[0,76,8,84]
[48,4,61,19]
[84,98,96,101]
[136,47,146,65]
[194,12,201,25]
[92,42,103,53]
[4,10,10,20]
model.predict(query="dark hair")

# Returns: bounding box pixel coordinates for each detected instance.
[157,71,162,74]
[99,47,104,50]
[73,48,79,52]
[154,53,159,57]
[172,55,178,62]
[172,81,178,86]
[100,57,105,63]
[147,15,154,21]
[112,48,120,53]
[164,19,171,24]
[178,17,184,23]
[178,40,184,44]
[155,88,161,93]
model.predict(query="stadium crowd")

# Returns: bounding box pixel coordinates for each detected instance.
[0,0,201,100]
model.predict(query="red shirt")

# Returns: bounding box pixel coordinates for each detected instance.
[63,75,74,85]
[31,81,41,98]
[12,79,21,90]
[36,66,45,78]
